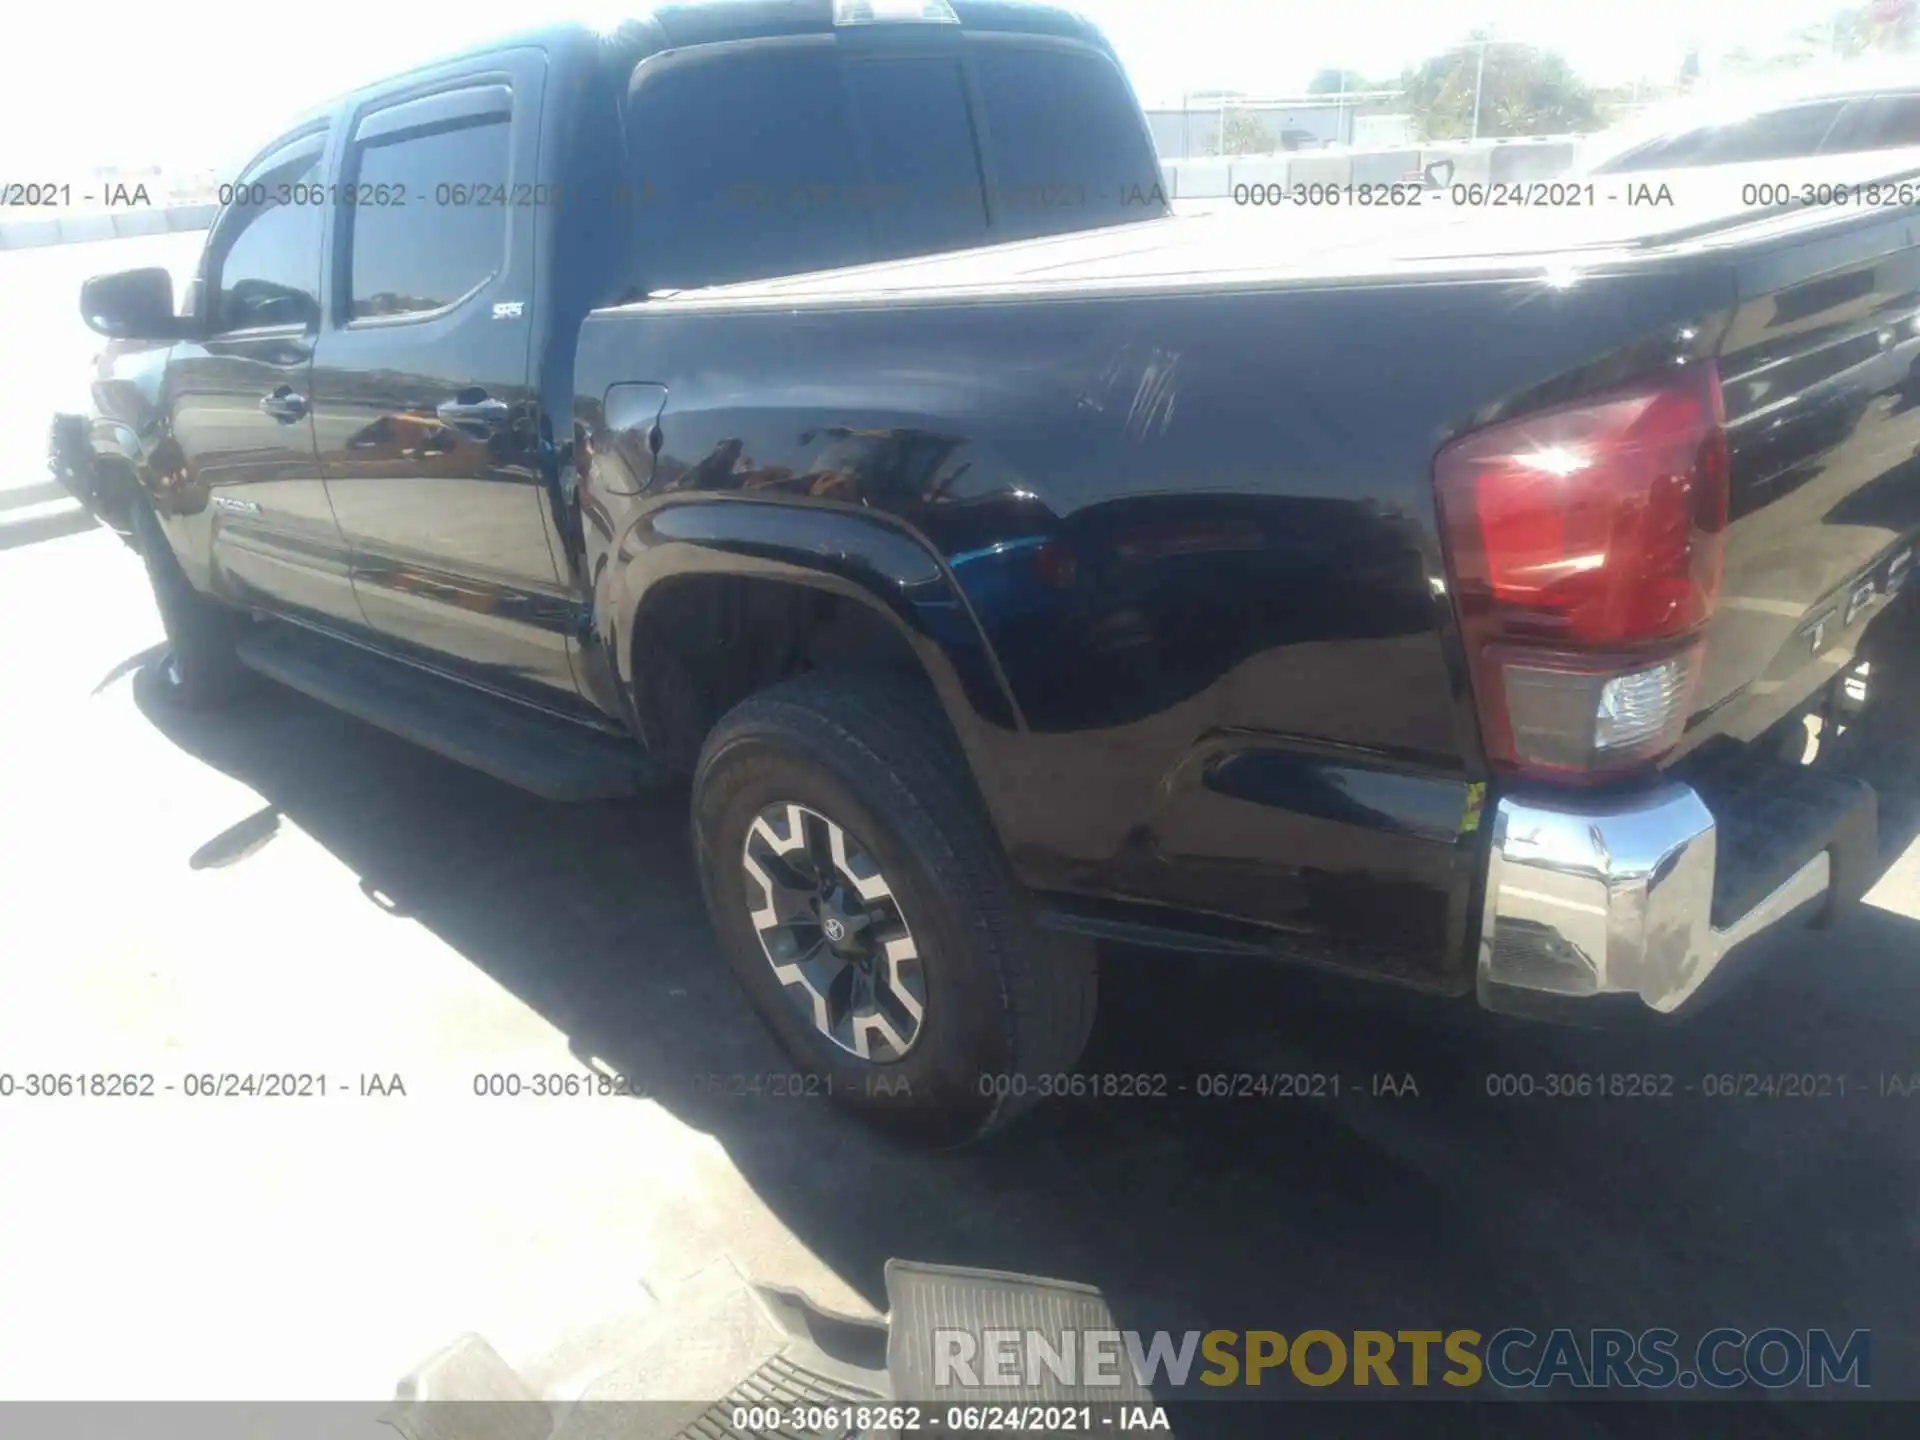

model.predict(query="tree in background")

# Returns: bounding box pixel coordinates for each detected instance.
[1400,40,1599,139]
[1682,2,1915,80]
[1789,4,1886,60]
[1207,110,1276,155]
[1306,68,1372,94]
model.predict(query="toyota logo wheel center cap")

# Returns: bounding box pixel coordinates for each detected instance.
[742,802,927,1062]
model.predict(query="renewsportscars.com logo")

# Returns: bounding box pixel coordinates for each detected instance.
[932,1327,1872,1392]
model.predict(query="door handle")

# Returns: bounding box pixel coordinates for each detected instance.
[259,387,309,422]
[435,393,511,435]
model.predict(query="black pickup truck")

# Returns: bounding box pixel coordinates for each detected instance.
[55,0,1920,1143]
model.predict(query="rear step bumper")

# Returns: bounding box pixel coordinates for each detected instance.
[1476,763,1876,1018]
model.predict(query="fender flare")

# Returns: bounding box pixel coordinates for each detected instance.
[608,497,1025,747]
[68,419,154,536]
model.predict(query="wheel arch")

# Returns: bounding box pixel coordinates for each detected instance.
[609,500,1023,776]
[61,420,151,540]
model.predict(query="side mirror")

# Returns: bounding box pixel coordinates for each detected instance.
[1423,158,1456,189]
[80,267,189,340]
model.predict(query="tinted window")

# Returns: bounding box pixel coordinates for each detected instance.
[847,58,987,258]
[211,149,323,332]
[1841,94,1920,152]
[349,116,510,318]
[626,50,871,290]
[974,48,1165,240]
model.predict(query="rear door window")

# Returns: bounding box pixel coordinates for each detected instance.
[347,109,512,319]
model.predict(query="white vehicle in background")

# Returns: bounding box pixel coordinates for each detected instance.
[1576,62,1920,174]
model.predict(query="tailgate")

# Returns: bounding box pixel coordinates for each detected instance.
[1686,206,1920,753]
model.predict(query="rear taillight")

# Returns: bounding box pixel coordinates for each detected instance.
[1435,362,1729,783]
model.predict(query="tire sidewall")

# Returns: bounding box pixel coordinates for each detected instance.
[694,723,1014,1141]
[133,501,242,707]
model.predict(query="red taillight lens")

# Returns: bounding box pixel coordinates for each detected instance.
[1435,362,1729,782]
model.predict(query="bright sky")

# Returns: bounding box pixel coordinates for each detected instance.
[2,0,1855,174]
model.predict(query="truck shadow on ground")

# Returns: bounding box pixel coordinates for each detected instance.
[128,656,1920,1431]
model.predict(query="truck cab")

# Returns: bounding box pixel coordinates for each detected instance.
[71,2,1167,718]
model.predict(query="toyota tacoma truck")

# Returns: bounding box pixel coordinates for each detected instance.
[54,0,1920,1143]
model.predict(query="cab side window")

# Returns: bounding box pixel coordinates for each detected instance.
[846,56,988,258]
[973,47,1166,239]
[625,49,871,291]
[208,144,325,332]
[618,42,1161,294]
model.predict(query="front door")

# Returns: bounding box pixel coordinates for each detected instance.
[165,129,358,627]
[308,50,579,710]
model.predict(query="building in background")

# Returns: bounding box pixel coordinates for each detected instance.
[1144,92,1404,158]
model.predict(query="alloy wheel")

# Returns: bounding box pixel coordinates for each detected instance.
[741,802,926,1061]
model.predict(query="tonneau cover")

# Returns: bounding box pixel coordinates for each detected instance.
[624,146,1920,309]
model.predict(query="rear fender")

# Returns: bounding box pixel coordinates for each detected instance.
[603,496,1023,769]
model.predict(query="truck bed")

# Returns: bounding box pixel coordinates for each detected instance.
[627,147,1920,308]
[594,145,1920,779]
[572,142,1920,986]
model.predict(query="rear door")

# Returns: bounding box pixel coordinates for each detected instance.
[308,49,580,709]
[164,127,354,625]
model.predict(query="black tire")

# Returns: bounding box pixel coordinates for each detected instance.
[692,672,1097,1146]
[131,500,249,709]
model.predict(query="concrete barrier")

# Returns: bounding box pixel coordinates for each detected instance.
[1488,142,1578,184]
[56,213,119,245]
[1164,157,1234,200]
[1350,149,1421,186]
[1423,145,1493,186]
[167,203,218,231]
[1163,135,1591,197]
[1228,156,1289,197]
[0,216,60,249]
[109,208,170,238]
[0,203,213,251]
[1283,153,1352,188]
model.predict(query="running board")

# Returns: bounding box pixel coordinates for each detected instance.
[383,1257,1160,1440]
[236,623,670,801]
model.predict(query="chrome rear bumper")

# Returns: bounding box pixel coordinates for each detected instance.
[1476,776,1871,1017]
